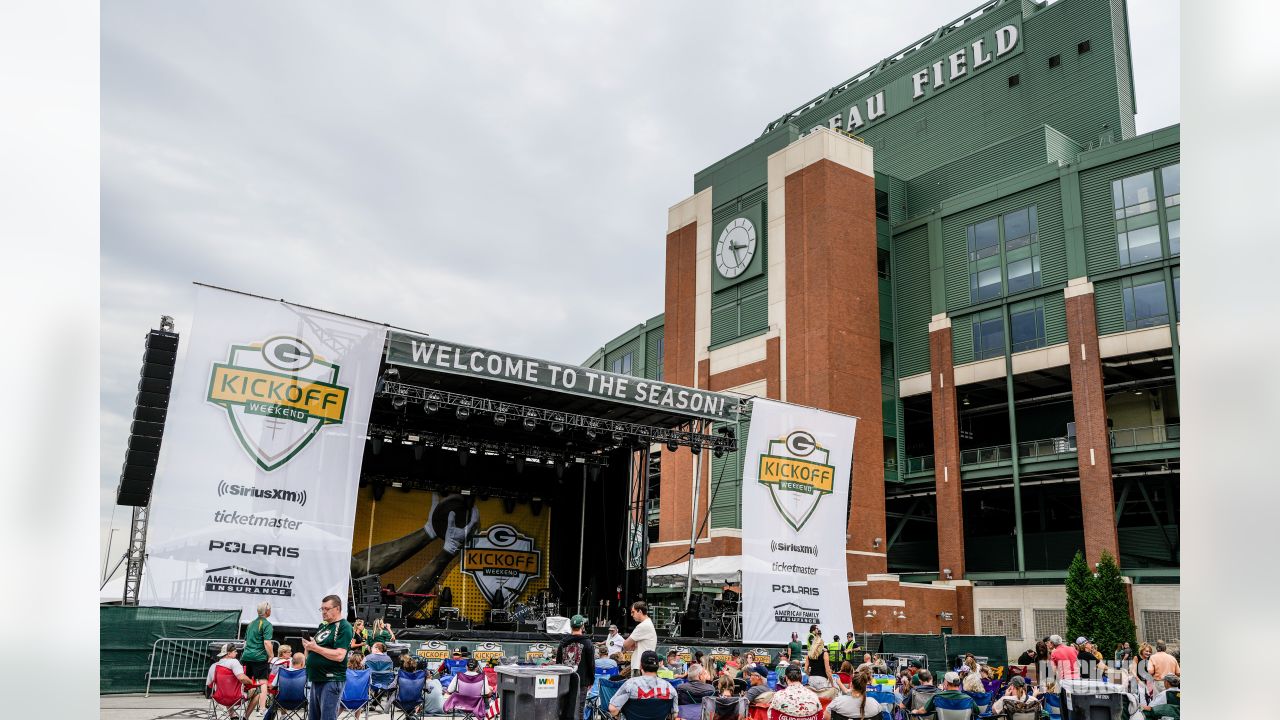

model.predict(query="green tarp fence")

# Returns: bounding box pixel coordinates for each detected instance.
[879,633,1009,676]
[101,605,241,695]
[881,633,949,676]
[944,635,1009,670]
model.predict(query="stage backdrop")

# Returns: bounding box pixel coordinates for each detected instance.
[138,286,386,626]
[350,489,551,624]
[741,398,857,645]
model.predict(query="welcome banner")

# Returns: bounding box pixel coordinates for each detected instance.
[139,286,386,626]
[741,398,856,645]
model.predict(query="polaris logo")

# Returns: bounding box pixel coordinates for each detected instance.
[772,584,820,596]
[209,540,300,558]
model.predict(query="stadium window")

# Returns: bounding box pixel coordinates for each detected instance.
[877,248,891,279]
[1117,224,1162,266]
[876,189,889,220]
[1161,164,1180,207]
[1002,206,1041,294]
[972,310,1004,360]
[1173,271,1180,318]
[654,336,664,380]
[967,205,1040,303]
[1166,219,1180,256]
[1078,40,1091,54]
[611,351,634,375]
[1008,74,1020,87]
[1048,54,1061,68]
[1123,274,1169,330]
[1112,171,1158,220]
[1010,299,1047,353]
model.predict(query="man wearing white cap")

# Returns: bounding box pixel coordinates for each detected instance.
[206,642,257,691]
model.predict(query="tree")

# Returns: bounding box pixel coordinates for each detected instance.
[1092,551,1137,656]
[1064,550,1096,644]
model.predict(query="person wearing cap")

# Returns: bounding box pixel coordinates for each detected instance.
[596,644,620,673]
[436,648,464,676]
[664,649,689,680]
[1048,634,1080,680]
[606,624,626,657]
[915,671,975,716]
[1142,674,1181,717]
[610,650,678,719]
[206,642,257,692]
[990,675,1042,717]
[744,664,772,706]
[556,614,596,720]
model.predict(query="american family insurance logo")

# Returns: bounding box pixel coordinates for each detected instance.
[207,336,349,471]
[758,430,835,531]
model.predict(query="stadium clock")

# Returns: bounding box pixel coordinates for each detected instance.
[715,217,757,279]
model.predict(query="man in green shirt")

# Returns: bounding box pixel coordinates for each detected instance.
[303,594,353,720]
[787,631,804,658]
[241,601,276,716]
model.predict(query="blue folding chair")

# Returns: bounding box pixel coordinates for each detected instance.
[620,696,677,720]
[766,672,778,690]
[264,667,308,720]
[366,658,397,711]
[1041,691,1063,718]
[338,668,372,720]
[388,668,425,720]
[588,677,626,719]
[932,692,978,720]
[445,659,469,675]
[964,690,992,716]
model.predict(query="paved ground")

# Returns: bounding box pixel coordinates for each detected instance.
[102,694,462,720]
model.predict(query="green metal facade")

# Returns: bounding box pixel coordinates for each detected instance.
[588,0,1178,582]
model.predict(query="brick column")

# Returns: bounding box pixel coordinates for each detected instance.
[782,154,886,580]
[929,314,966,580]
[1064,279,1121,565]
[655,221,699,558]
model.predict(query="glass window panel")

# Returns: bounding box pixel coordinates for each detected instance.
[1167,219,1179,255]
[969,218,999,260]
[1112,179,1124,213]
[1121,172,1158,217]
[1173,276,1180,317]
[1125,279,1168,329]
[876,189,890,219]
[1003,208,1030,246]
[877,248,891,279]
[975,266,1002,301]
[1162,164,1180,206]
[1006,257,1032,293]
[973,316,1004,360]
[1010,305,1045,352]
[1120,225,1162,266]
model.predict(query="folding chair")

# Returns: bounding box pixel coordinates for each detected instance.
[588,677,625,720]
[963,690,991,716]
[1041,692,1062,719]
[209,665,250,720]
[767,672,778,690]
[932,692,978,720]
[443,672,489,720]
[1008,712,1039,720]
[366,658,397,711]
[703,695,747,720]
[388,669,426,720]
[620,696,678,720]
[265,667,308,720]
[338,668,372,720]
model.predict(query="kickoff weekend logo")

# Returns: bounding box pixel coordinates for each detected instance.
[758,430,836,531]
[207,336,349,471]
[462,524,542,608]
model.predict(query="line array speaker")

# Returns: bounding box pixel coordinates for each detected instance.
[116,328,179,507]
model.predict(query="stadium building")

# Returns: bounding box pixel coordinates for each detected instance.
[586,0,1179,657]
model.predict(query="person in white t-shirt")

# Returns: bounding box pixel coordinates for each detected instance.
[623,601,658,676]
[606,624,626,657]
[206,643,256,691]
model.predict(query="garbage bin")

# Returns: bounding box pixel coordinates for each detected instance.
[495,664,578,720]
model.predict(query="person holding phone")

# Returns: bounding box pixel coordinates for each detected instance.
[302,595,353,720]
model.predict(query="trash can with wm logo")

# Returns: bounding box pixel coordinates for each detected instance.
[494,664,578,720]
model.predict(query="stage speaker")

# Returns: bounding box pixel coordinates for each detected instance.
[116,327,179,507]
[444,618,472,631]
[700,619,719,638]
[353,574,382,605]
[355,603,387,623]
[679,611,700,638]
[488,621,516,632]
[385,605,403,621]
[516,622,539,633]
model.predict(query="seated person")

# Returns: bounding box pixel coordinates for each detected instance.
[707,676,747,720]
[1142,675,1181,719]
[437,649,465,676]
[901,669,938,716]
[665,650,689,680]
[596,645,620,673]
[413,657,445,715]
[807,675,838,701]
[743,664,773,706]
[447,658,492,695]
[206,643,258,694]
[261,653,306,720]
[268,644,292,674]
[914,672,975,716]
[826,669,884,719]
[676,664,715,705]
[770,665,821,719]
[610,651,678,719]
[990,676,1042,717]
[364,642,392,667]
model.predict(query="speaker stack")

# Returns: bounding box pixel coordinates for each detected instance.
[353,574,385,622]
[116,327,179,507]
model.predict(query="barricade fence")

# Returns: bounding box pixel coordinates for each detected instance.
[147,637,244,696]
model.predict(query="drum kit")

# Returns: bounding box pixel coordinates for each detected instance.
[510,590,561,625]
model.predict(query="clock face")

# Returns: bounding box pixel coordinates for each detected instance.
[715,218,757,279]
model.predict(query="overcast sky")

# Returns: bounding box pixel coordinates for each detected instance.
[99,0,1179,579]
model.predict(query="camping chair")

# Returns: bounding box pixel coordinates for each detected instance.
[338,668,373,720]
[932,692,977,720]
[266,667,308,720]
[963,690,992,716]
[588,677,626,720]
[366,658,397,711]
[208,665,250,720]
[1007,712,1039,720]
[621,697,678,720]
[389,668,426,720]
[444,671,489,720]
[767,672,778,690]
[1041,692,1062,719]
[702,695,747,720]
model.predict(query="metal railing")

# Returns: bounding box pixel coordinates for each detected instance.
[905,455,934,473]
[1018,436,1075,459]
[961,444,1014,465]
[146,637,242,696]
[1111,423,1179,448]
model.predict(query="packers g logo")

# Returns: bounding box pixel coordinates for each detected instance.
[462,524,542,609]
[207,336,350,471]
[758,430,836,531]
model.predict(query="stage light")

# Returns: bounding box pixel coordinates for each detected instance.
[555,459,566,478]
[586,422,600,440]
[523,410,537,430]
[371,480,386,501]
[391,393,407,409]
[159,315,176,333]
[494,405,509,427]
[666,439,679,452]
[425,392,441,413]
[502,497,517,513]
[714,448,724,458]
[456,402,472,421]
[551,414,566,434]
[515,457,526,473]
[612,430,624,444]
[370,437,384,455]
[530,497,543,515]
[690,444,701,455]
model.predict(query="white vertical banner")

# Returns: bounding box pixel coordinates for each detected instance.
[741,398,856,645]
[139,286,387,626]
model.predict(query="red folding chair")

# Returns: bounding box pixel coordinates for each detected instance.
[208,665,249,720]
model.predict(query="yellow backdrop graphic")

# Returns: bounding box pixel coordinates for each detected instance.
[350,486,551,623]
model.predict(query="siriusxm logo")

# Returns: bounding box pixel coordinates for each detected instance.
[770,540,818,556]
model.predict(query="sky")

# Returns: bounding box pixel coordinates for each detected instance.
[99,0,1179,581]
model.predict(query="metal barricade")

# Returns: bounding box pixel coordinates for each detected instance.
[146,637,243,697]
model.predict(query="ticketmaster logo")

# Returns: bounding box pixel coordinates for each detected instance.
[770,540,817,556]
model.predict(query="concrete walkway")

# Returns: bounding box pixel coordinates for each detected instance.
[102,694,462,720]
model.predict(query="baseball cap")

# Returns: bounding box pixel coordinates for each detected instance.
[640,650,662,671]
[747,663,769,678]
[1075,636,1088,645]
[570,614,588,629]
[217,643,236,658]
[908,658,924,669]
[944,671,961,685]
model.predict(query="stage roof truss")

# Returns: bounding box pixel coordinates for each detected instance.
[377,379,737,456]
[368,422,610,468]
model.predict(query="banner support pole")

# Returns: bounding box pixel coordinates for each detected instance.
[683,422,703,613]
[578,463,587,616]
